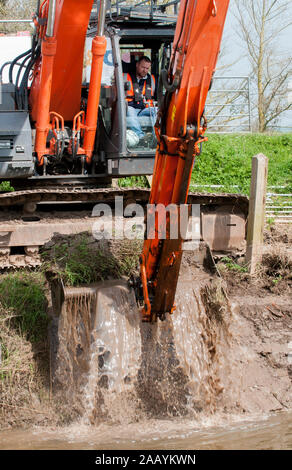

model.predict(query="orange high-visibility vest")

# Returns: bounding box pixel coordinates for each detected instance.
[124,72,156,108]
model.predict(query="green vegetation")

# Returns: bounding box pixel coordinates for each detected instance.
[0,181,14,192]
[0,271,48,343]
[0,271,51,429]
[217,256,248,274]
[118,176,148,188]
[119,134,292,195]
[41,233,143,287]
[190,133,292,195]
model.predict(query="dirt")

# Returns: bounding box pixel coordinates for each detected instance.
[217,225,292,298]
[0,224,291,430]
[228,295,292,414]
[215,224,292,414]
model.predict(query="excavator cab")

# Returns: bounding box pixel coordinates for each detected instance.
[88,1,178,178]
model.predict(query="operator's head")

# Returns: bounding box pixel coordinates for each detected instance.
[136,56,151,79]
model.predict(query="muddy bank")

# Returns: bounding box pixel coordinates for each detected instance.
[0,226,291,430]
[228,295,291,414]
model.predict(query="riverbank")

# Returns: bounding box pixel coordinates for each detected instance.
[0,224,291,431]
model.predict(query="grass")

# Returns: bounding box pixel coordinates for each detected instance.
[117,133,292,195]
[190,133,292,195]
[0,272,51,428]
[0,271,48,343]
[118,176,148,188]
[0,304,35,382]
[218,256,248,274]
[41,233,143,287]
[0,303,52,430]
[0,181,14,192]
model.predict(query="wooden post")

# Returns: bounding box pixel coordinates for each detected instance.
[245,153,268,274]
[146,175,153,188]
[111,178,119,189]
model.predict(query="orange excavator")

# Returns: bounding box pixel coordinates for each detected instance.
[1,0,181,181]
[0,0,231,319]
[136,0,230,322]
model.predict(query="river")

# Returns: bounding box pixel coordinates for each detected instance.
[0,411,291,450]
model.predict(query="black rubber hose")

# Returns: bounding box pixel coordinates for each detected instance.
[15,53,32,92]
[8,48,31,84]
[18,45,40,110]
[0,62,12,83]
[160,68,180,93]
[0,61,29,84]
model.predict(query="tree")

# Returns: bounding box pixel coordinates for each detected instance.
[233,0,292,132]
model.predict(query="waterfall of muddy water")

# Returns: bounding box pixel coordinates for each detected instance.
[171,262,234,415]
[50,254,235,425]
[81,281,142,424]
[50,288,97,416]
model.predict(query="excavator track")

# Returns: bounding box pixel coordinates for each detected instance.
[0,187,248,269]
[0,186,248,209]
[0,187,149,207]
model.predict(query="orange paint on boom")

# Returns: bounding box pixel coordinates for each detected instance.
[139,0,230,322]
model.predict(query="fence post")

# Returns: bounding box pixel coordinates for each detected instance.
[245,153,268,274]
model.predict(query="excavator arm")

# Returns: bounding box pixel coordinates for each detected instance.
[138,0,230,322]
[29,0,107,167]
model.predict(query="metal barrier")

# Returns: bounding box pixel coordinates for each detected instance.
[109,0,179,20]
[266,191,292,224]
[205,76,251,133]
[190,184,292,224]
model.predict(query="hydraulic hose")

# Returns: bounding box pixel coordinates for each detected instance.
[8,48,31,84]
[160,69,180,93]
[18,46,40,110]
[15,53,32,91]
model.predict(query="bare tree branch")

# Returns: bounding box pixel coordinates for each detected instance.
[233,0,292,132]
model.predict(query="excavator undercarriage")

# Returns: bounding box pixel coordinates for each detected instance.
[0,188,247,269]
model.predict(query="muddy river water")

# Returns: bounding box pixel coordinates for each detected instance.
[0,411,292,449]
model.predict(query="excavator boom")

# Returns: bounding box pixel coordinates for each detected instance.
[29,0,94,122]
[139,0,230,322]
[29,0,106,166]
